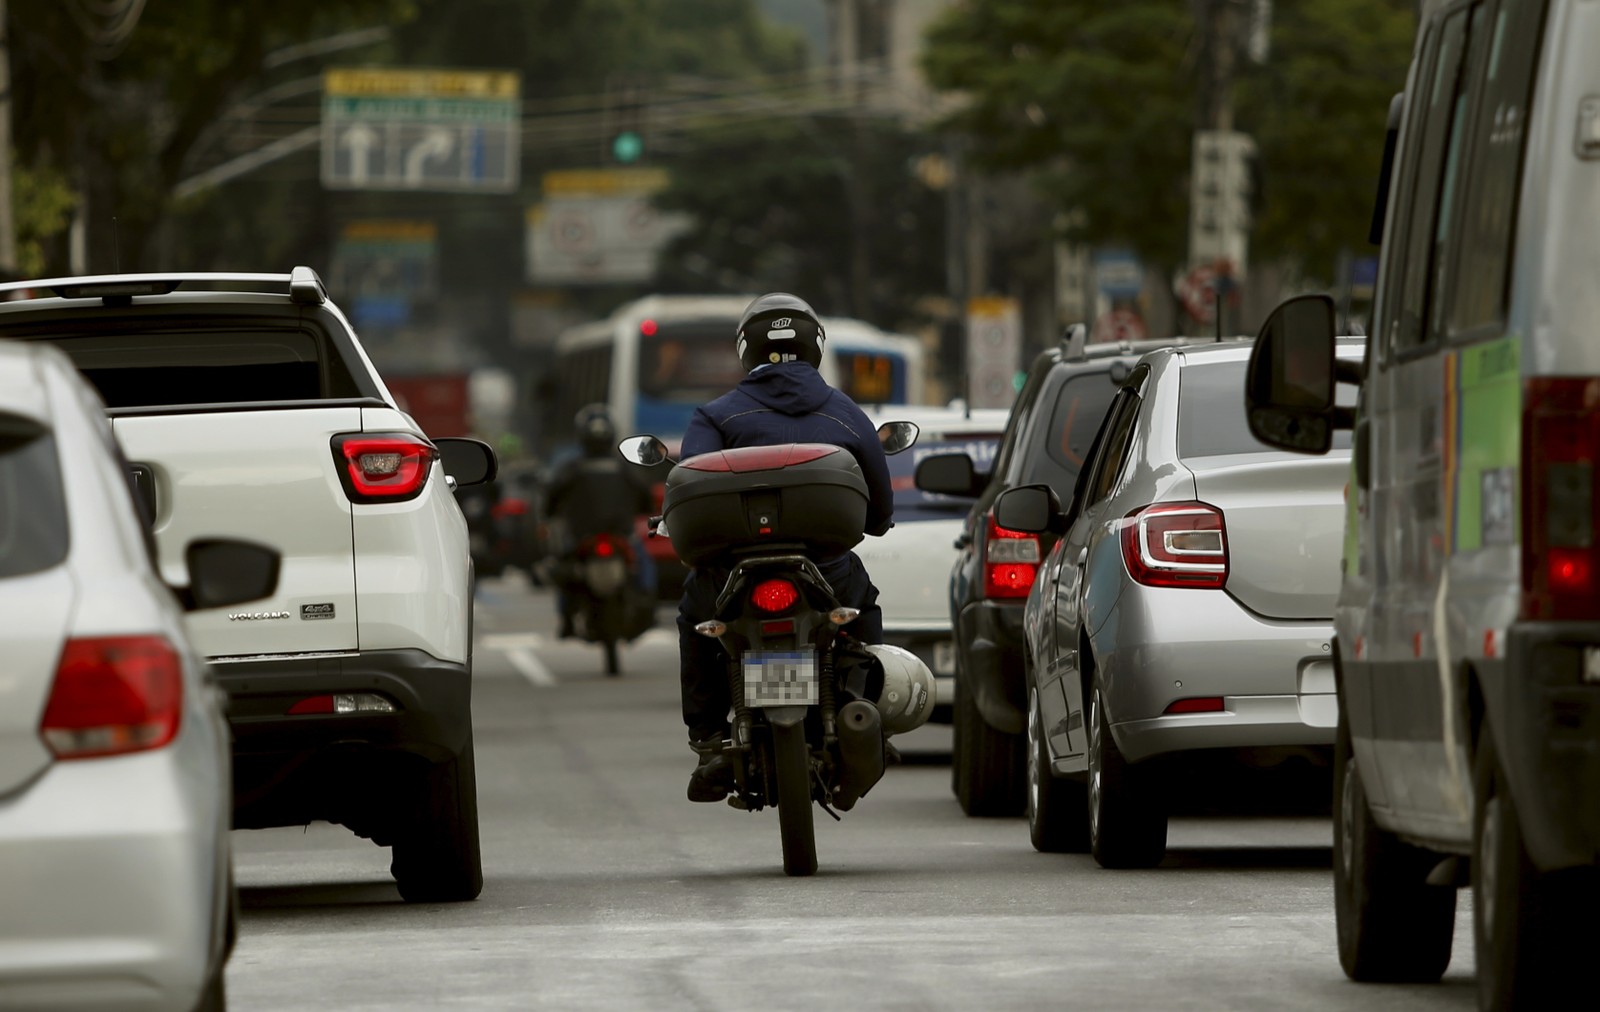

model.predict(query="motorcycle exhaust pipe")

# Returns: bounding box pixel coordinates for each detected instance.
[833,700,885,811]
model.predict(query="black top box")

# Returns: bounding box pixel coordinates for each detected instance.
[662,444,869,566]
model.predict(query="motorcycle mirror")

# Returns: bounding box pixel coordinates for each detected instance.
[618,434,673,467]
[876,421,919,455]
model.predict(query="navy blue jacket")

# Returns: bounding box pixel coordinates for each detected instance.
[680,362,894,538]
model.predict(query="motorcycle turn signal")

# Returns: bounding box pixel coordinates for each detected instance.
[694,620,727,638]
[828,607,860,626]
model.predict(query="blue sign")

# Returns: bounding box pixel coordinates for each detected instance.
[1094,249,1145,299]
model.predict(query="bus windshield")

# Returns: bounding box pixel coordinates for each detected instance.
[638,321,746,404]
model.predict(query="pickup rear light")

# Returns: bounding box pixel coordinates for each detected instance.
[40,636,183,759]
[1522,377,1600,620]
[332,433,436,503]
[751,578,800,613]
[1121,502,1228,589]
[984,511,1040,599]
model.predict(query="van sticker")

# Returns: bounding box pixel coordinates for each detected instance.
[301,603,336,621]
[1447,338,1521,553]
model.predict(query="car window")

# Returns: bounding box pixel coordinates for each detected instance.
[895,432,1002,521]
[994,357,1052,485]
[1179,359,1358,458]
[1086,390,1139,506]
[43,325,362,409]
[0,419,69,578]
[1020,370,1119,497]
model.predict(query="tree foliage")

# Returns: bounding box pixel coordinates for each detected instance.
[922,0,1416,283]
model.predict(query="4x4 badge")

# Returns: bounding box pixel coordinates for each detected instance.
[301,603,336,621]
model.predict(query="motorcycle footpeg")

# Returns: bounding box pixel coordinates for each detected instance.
[727,794,752,811]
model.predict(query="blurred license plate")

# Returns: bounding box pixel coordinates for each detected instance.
[743,651,818,707]
[933,641,956,676]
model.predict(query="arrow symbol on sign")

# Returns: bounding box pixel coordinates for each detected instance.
[341,123,378,186]
[405,127,455,186]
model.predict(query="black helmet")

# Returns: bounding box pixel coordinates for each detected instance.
[736,292,825,372]
[574,403,617,458]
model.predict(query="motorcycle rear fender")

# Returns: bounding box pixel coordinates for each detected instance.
[763,705,810,728]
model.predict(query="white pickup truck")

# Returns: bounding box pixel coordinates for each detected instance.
[0,269,497,903]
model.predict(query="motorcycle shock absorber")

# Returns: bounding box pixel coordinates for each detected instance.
[728,656,753,749]
[819,648,838,746]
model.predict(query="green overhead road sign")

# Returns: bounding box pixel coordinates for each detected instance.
[321,68,521,193]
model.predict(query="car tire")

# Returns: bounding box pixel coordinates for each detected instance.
[1027,686,1089,853]
[1472,730,1595,1009]
[1087,685,1167,869]
[953,669,1025,816]
[391,738,484,903]
[1332,698,1454,982]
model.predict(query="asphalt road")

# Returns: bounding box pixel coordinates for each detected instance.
[227,576,1480,1011]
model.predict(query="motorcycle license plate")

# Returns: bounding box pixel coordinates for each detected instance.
[742,651,818,707]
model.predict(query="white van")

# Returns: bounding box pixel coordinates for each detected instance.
[1245,1,1597,1006]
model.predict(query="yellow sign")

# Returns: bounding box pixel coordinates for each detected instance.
[324,68,520,99]
[541,168,672,199]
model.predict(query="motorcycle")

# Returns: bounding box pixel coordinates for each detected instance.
[566,531,639,676]
[618,422,936,876]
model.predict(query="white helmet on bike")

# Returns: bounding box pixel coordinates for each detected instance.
[864,644,936,735]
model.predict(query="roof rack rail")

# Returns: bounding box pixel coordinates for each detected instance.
[1060,322,1089,360]
[0,267,328,307]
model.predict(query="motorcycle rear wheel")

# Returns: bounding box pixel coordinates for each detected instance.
[772,722,818,877]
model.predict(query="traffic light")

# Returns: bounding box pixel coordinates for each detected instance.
[612,130,643,165]
[605,76,648,165]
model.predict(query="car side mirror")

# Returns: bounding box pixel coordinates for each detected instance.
[619,434,674,467]
[1245,294,1348,455]
[915,452,979,496]
[180,538,281,612]
[436,438,498,488]
[876,420,920,455]
[993,484,1066,535]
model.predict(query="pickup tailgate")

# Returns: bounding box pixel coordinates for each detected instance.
[113,408,360,657]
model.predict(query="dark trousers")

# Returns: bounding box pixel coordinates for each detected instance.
[677,551,882,742]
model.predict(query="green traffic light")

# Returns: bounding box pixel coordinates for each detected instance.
[612,131,643,163]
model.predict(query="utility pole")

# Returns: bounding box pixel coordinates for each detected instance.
[0,0,17,276]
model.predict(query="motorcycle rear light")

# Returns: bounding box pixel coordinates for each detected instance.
[682,445,837,473]
[1121,502,1229,589]
[751,578,800,613]
[761,619,795,635]
[331,433,436,503]
[983,511,1039,599]
[289,693,396,715]
[40,636,183,759]
[1164,697,1225,715]
[1523,377,1600,620]
[595,539,616,557]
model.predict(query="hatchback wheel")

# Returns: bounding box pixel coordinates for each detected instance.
[391,737,484,903]
[1331,702,1453,981]
[1027,686,1088,852]
[1086,686,1166,868]
[953,671,1025,816]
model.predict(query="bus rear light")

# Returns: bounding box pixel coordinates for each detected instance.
[983,511,1039,599]
[331,433,436,503]
[1121,502,1228,589]
[40,637,183,759]
[1522,377,1600,620]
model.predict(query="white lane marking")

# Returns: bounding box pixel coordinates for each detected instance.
[482,633,545,650]
[505,646,557,688]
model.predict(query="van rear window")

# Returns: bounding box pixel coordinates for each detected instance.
[44,327,361,409]
[0,421,69,578]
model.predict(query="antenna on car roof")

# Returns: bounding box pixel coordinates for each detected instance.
[111,217,121,273]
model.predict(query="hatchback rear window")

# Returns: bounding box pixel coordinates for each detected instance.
[0,419,69,578]
[1021,372,1119,492]
[895,433,1001,522]
[1178,360,1353,458]
[43,326,361,409]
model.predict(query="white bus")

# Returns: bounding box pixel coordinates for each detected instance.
[549,294,926,443]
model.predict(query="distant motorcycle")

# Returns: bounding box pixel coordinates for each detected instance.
[567,532,637,676]
[620,422,936,876]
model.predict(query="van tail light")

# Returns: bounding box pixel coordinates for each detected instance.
[984,511,1040,599]
[331,433,436,503]
[1522,378,1600,620]
[1121,502,1229,589]
[40,636,183,759]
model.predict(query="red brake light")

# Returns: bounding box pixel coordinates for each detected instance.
[491,497,529,518]
[288,695,335,715]
[682,444,838,473]
[983,511,1040,599]
[1121,502,1228,589]
[595,539,616,557]
[40,636,183,759]
[1523,377,1600,620]
[332,433,436,503]
[1164,696,1225,714]
[751,578,800,613]
[640,319,658,337]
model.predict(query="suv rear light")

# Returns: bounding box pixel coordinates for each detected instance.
[984,511,1040,599]
[1121,502,1228,589]
[39,636,183,759]
[331,433,436,503]
[751,578,800,613]
[1523,377,1600,620]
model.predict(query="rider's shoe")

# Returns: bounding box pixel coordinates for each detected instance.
[687,737,736,803]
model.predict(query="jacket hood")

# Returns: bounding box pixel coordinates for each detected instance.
[738,362,834,415]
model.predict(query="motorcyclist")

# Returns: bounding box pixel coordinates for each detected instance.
[676,293,893,802]
[546,404,655,638]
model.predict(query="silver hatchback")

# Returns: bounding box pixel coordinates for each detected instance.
[995,340,1361,868]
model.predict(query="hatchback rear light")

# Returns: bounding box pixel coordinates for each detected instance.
[1121,501,1229,589]
[39,636,183,759]
[331,433,436,503]
[751,578,800,613]
[1522,378,1600,620]
[984,511,1040,599]
[1164,696,1225,714]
